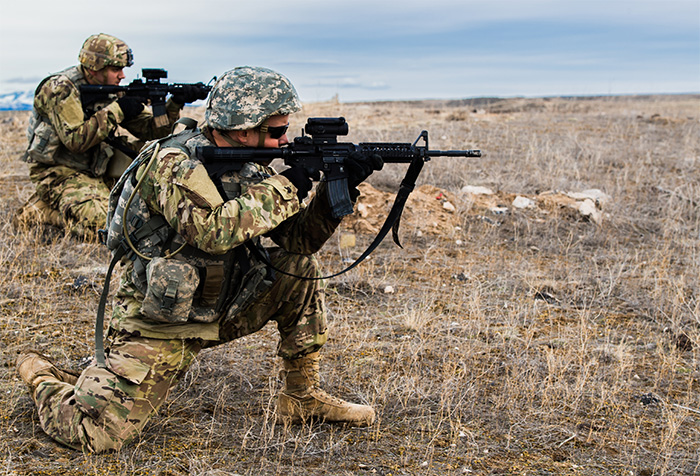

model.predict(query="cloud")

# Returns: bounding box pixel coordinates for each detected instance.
[0,0,697,100]
[303,77,390,90]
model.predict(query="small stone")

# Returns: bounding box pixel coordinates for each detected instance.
[512,196,534,209]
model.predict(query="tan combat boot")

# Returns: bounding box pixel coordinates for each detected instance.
[277,351,375,427]
[16,351,79,398]
[12,195,63,230]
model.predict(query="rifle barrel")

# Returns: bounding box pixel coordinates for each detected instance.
[427,149,481,158]
[380,149,481,163]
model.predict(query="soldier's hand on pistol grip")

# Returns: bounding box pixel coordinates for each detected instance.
[116,96,144,122]
[280,166,320,201]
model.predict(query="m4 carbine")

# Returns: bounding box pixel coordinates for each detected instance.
[80,68,212,126]
[197,117,481,219]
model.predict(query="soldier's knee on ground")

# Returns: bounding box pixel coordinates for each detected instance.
[64,199,107,228]
[71,364,150,453]
[62,199,108,240]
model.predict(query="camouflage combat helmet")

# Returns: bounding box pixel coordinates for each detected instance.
[205,66,301,130]
[79,33,133,71]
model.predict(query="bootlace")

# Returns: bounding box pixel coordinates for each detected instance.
[307,386,350,407]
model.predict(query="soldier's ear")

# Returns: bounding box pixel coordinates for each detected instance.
[230,129,257,146]
[213,129,250,147]
[82,67,101,85]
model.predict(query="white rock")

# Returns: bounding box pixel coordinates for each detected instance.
[577,198,602,224]
[443,201,456,212]
[512,196,535,209]
[384,285,395,294]
[566,189,610,207]
[461,185,494,196]
[356,202,370,218]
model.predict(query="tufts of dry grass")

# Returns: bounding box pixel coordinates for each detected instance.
[0,94,698,475]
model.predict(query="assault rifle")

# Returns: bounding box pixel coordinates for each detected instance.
[80,68,212,126]
[197,117,481,220]
[198,116,480,278]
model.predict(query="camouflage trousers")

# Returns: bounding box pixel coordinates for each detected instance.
[20,164,111,239]
[31,250,328,452]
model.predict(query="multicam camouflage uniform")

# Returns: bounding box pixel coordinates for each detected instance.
[26,67,350,452]
[16,33,181,239]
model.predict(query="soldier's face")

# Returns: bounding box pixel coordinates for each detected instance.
[89,66,125,86]
[216,114,291,150]
[220,114,291,148]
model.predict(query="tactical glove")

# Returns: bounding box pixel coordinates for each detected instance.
[116,96,144,122]
[345,151,384,196]
[280,166,318,201]
[172,83,209,105]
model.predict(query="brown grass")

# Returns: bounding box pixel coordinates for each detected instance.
[0,94,699,475]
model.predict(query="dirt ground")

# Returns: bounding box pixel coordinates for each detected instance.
[0,94,699,475]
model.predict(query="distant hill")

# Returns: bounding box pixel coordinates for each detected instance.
[1,90,697,112]
[0,91,33,111]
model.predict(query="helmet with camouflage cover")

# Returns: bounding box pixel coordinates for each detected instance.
[205,66,301,130]
[79,33,133,71]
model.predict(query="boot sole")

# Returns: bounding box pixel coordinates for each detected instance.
[276,412,373,427]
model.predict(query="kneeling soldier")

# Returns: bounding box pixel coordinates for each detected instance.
[17,66,382,452]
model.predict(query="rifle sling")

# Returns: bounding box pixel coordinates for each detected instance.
[94,156,424,366]
[94,251,121,368]
[254,154,425,281]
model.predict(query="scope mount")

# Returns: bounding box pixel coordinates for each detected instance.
[141,68,167,83]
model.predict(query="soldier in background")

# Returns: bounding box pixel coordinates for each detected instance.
[16,66,383,452]
[14,33,206,240]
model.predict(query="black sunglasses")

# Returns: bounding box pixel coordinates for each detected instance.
[261,123,289,139]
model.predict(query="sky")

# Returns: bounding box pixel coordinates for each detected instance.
[0,0,698,103]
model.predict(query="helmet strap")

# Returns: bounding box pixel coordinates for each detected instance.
[83,67,101,85]
[257,120,268,148]
[218,130,241,148]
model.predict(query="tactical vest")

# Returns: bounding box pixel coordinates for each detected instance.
[22,65,122,177]
[104,124,273,325]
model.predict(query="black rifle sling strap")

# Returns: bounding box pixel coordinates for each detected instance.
[254,154,426,281]
[94,251,121,368]
[95,153,424,366]
[105,136,139,159]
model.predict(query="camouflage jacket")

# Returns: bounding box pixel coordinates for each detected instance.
[23,65,181,177]
[109,129,342,340]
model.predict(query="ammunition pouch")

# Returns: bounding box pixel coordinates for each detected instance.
[23,115,61,164]
[90,142,114,177]
[142,257,199,323]
[23,114,116,178]
[105,147,133,178]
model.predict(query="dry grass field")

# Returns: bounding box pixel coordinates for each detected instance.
[0,94,698,475]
